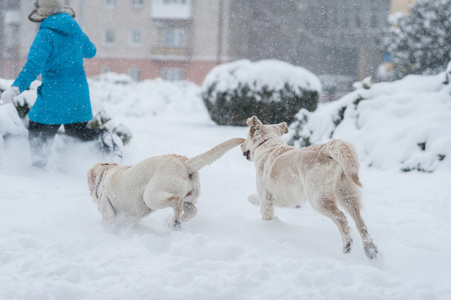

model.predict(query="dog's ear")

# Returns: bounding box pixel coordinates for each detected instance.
[246,116,262,127]
[277,122,288,135]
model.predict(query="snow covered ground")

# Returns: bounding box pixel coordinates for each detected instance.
[1,76,451,300]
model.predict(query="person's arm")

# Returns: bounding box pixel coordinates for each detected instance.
[82,33,96,59]
[13,29,53,93]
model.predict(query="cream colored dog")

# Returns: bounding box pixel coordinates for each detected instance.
[241,116,378,259]
[88,138,245,232]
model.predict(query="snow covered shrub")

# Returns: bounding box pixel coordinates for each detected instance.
[0,103,27,147]
[87,109,133,145]
[286,73,451,172]
[0,80,29,146]
[0,77,133,146]
[0,80,37,120]
[201,60,321,126]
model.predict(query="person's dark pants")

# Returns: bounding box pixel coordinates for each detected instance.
[28,121,104,167]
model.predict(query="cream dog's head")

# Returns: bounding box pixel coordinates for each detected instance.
[87,162,118,195]
[241,116,288,161]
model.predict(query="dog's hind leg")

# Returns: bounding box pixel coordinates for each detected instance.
[259,193,275,221]
[143,188,184,230]
[169,195,184,230]
[311,193,353,255]
[337,187,378,260]
[181,202,197,223]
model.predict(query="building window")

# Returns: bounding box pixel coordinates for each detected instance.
[130,68,141,81]
[105,0,117,7]
[131,0,143,9]
[151,0,192,20]
[131,29,142,45]
[162,28,186,47]
[161,68,183,81]
[104,29,115,45]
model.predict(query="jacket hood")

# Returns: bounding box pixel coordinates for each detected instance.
[40,13,82,36]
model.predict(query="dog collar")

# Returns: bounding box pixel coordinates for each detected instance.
[257,139,269,148]
[94,171,105,199]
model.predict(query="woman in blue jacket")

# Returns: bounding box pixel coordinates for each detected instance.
[1,0,119,168]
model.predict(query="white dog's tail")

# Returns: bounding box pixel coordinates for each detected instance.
[326,139,362,187]
[186,138,245,173]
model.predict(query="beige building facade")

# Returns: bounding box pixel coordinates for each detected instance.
[76,0,233,84]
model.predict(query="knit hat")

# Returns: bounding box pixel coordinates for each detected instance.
[28,0,75,23]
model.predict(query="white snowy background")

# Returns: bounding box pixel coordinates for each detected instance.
[1,70,450,300]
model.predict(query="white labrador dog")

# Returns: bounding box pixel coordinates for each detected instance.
[241,116,378,259]
[88,138,245,232]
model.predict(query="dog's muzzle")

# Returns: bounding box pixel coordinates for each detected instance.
[243,150,251,160]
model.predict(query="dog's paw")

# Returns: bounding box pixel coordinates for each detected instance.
[364,243,378,260]
[248,194,260,206]
[343,238,353,254]
[262,215,274,221]
[172,220,182,231]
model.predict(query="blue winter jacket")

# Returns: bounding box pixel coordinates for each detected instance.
[13,13,96,125]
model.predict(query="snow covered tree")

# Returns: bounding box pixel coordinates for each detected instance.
[384,0,451,79]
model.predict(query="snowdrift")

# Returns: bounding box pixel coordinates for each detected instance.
[287,73,451,172]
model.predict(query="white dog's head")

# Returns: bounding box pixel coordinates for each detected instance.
[241,116,288,161]
[87,162,118,195]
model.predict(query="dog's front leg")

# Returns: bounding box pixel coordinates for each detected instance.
[98,194,118,232]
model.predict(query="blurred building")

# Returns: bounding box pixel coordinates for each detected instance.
[228,0,390,101]
[1,0,390,95]
[71,0,233,84]
[0,0,231,85]
[0,0,37,79]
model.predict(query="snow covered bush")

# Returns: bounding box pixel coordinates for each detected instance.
[0,79,31,146]
[201,59,321,126]
[287,69,451,173]
[0,103,27,148]
[384,0,451,79]
[0,76,133,146]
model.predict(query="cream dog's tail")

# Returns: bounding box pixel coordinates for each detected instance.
[325,139,362,187]
[186,138,245,173]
